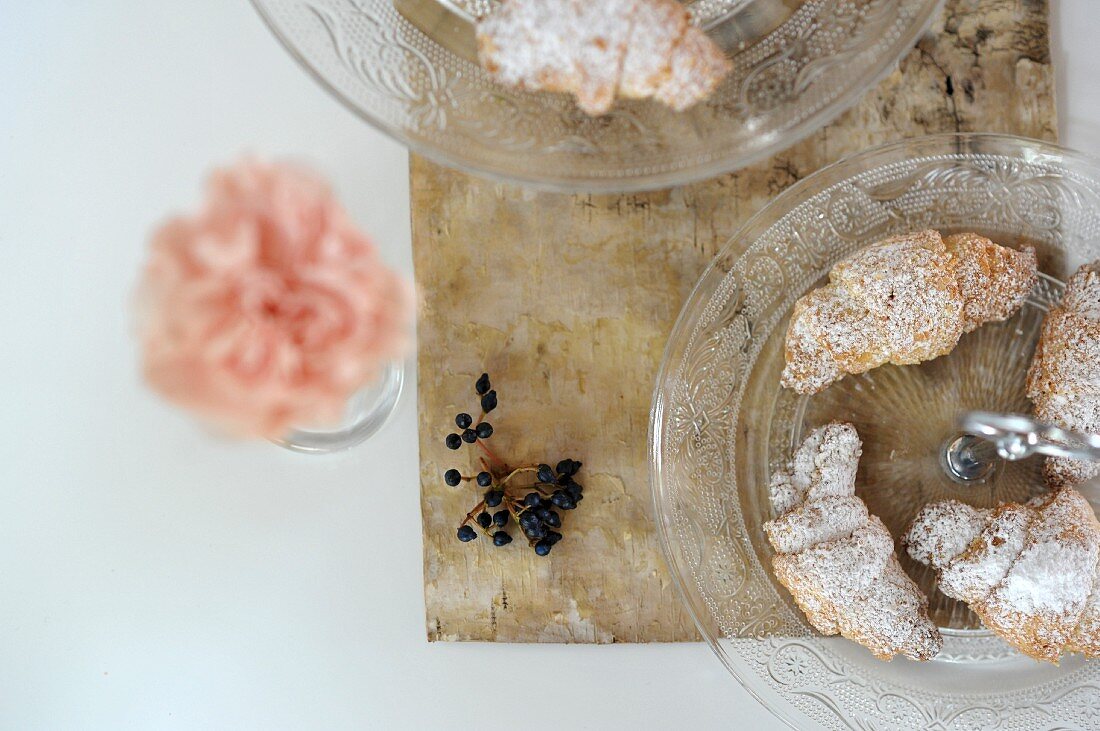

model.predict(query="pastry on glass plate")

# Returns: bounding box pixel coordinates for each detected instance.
[476,0,731,116]
[764,423,943,661]
[905,489,1100,663]
[781,230,1037,394]
[1027,260,1100,488]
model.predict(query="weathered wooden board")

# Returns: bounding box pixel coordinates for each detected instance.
[414,0,1056,642]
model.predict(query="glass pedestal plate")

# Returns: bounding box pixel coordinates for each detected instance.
[651,134,1100,730]
[251,0,940,191]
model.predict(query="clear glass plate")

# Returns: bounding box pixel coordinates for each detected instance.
[650,134,1100,730]
[250,0,941,192]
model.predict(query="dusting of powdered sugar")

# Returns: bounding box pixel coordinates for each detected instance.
[786,516,894,602]
[768,422,860,515]
[476,0,730,116]
[764,423,941,660]
[1062,262,1100,320]
[842,558,943,661]
[992,490,1099,615]
[765,495,868,555]
[937,504,1033,605]
[903,500,990,570]
[943,233,1037,332]
[830,230,963,361]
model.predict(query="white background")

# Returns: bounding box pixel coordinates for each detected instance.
[2,2,1099,729]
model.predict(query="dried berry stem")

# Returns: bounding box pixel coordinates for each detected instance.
[460,500,493,536]
[477,439,508,471]
[460,500,487,525]
[498,466,539,485]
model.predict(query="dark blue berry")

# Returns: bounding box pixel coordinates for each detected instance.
[475,422,493,439]
[556,459,580,477]
[523,492,542,508]
[461,428,477,443]
[492,531,512,547]
[550,490,575,510]
[493,510,509,527]
[485,490,504,507]
[534,540,552,556]
[444,469,462,486]
[477,511,492,529]
[536,507,553,522]
[525,523,547,540]
[519,512,540,530]
[543,510,561,528]
[455,412,473,429]
[480,390,497,413]
[564,482,583,500]
[445,433,462,450]
[537,464,555,483]
[476,373,491,395]
[457,525,477,542]
[545,530,563,545]
[476,471,493,487]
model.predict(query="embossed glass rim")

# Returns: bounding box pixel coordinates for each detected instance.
[249,0,943,193]
[650,134,1100,730]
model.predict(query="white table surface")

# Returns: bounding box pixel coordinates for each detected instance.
[3,2,1099,729]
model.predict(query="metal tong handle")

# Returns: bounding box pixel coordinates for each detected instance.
[958,411,1100,463]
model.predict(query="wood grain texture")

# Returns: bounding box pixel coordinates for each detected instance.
[414,0,1055,642]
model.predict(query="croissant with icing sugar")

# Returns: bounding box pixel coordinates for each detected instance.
[476,0,731,116]
[764,423,943,661]
[904,489,1100,663]
[1027,260,1100,488]
[781,230,1037,394]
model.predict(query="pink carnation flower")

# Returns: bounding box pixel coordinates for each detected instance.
[137,159,412,439]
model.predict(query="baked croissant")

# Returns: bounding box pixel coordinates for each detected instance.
[781,230,1037,394]
[904,489,1100,663]
[764,423,942,660]
[476,0,731,116]
[1026,260,1100,488]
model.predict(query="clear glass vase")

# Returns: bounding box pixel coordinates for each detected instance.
[271,359,405,454]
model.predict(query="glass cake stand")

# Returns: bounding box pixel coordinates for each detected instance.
[250,0,940,192]
[650,134,1100,730]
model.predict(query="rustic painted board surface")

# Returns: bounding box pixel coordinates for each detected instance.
[414,0,1056,643]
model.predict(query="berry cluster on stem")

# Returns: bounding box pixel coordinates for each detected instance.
[445,373,584,556]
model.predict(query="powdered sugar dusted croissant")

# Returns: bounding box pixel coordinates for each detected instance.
[905,490,1100,663]
[764,423,942,660]
[1027,260,1100,488]
[781,230,1037,394]
[476,0,731,116]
